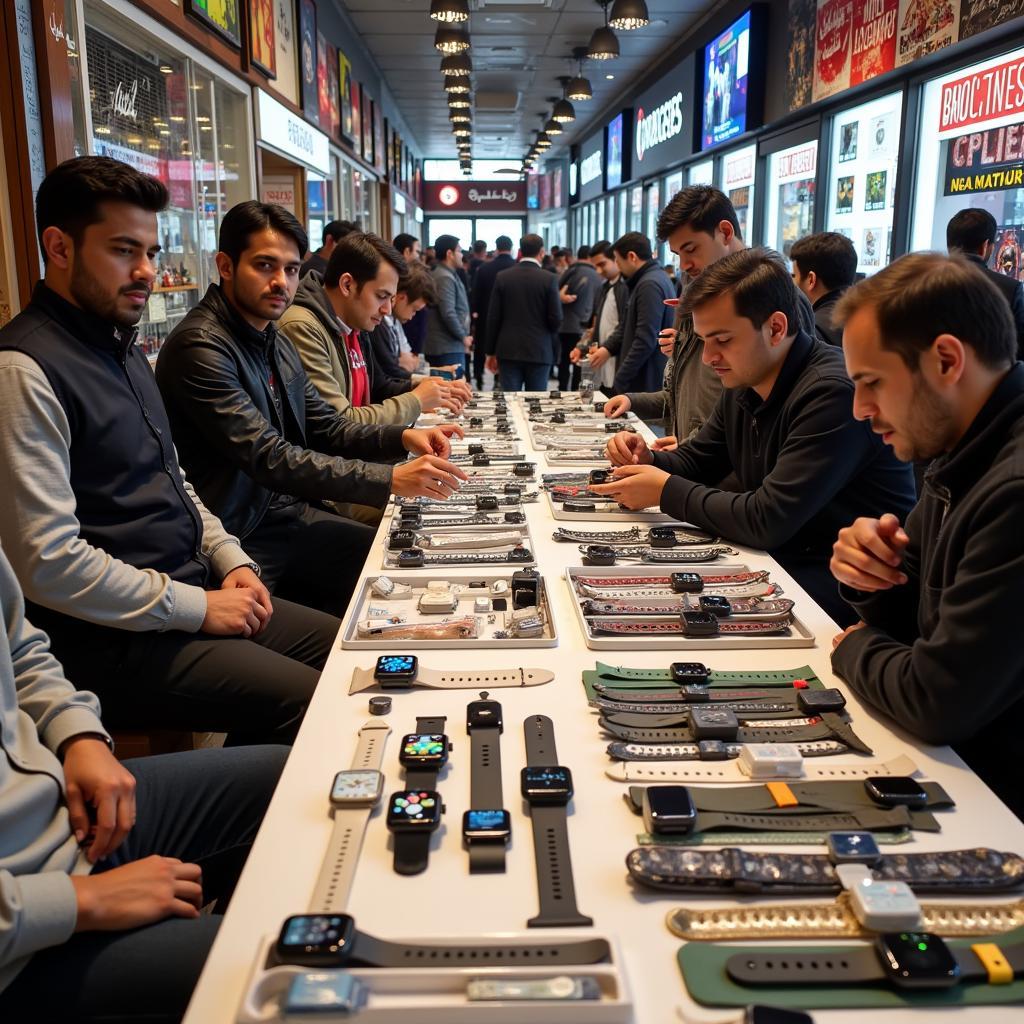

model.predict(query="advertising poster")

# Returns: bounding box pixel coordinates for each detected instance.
[836,174,855,212]
[249,0,275,77]
[839,120,859,160]
[778,179,816,255]
[338,51,354,140]
[813,0,853,102]
[373,101,385,175]
[896,0,960,68]
[702,10,751,149]
[869,110,896,157]
[786,0,816,111]
[351,81,362,154]
[960,0,1024,40]
[327,44,340,139]
[850,0,897,85]
[862,226,882,265]
[943,120,1024,196]
[273,0,298,103]
[606,114,623,190]
[865,169,888,209]
[187,0,241,47]
[361,91,373,162]
[994,225,1023,282]
[298,0,317,122]
[316,31,330,130]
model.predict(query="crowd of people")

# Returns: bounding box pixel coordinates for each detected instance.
[1,155,1022,1022]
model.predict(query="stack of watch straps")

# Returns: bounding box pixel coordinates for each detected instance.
[468,696,505,873]
[309,721,389,913]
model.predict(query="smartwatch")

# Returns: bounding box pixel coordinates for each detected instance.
[373,654,418,688]
[464,693,510,873]
[398,716,450,789]
[641,786,697,836]
[865,776,929,809]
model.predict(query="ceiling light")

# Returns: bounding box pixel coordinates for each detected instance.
[434,26,470,54]
[606,73,615,79]
[449,109,471,123]
[544,118,563,136]
[440,53,472,76]
[587,2,620,60]
[430,0,469,23]
[536,137,551,150]
[609,0,649,30]
[444,77,470,94]
[448,95,471,108]
[454,126,472,137]
[552,98,576,123]
[567,75,592,101]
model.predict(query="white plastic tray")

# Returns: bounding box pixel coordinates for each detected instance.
[544,490,682,524]
[380,520,537,570]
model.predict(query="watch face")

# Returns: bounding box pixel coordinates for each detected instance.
[462,808,512,842]
[875,932,960,988]
[330,769,383,806]
[681,611,720,636]
[671,572,704,593]
[520,765,573,805]
[699,595,732,616]
[399,733,448,767]
[864,776,929,808]
[643,785,697,835]
[826,830,881,865]
[388,530,416,550]
[374,655,418,686]
[798,687,848,713]
[276,914,355,966]
[386,790,442,831]
[671,661,710,685]
[691,705,739,740]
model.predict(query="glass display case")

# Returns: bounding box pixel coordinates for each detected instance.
[764,140,818,258]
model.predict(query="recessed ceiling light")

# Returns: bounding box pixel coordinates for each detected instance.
[606,74,615,79]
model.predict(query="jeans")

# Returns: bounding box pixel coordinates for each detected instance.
[0,745,289,1024]
[426,351,467,379]
[498,359,551,392]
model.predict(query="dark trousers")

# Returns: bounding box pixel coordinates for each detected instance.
[557,332,582,391]
[34,597,337,746]
[0,745,288,1024]
[497,359,551,392]
[472,339,487,388]
[244,502,375,618]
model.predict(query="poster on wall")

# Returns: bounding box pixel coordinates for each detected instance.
[701,10,751,149]
[362,91,374,162]
[850,0,898,85]
[338,51,354,141]
[351,81,362,154]
[839,120,859,160]
[786,0,816,111]
[249,0,276,77]
[373,102,385,174]
[327,44,340,139]
[836,174,855,211]
[187,0,241,48]
[942,121,1024,196]
[298,0,317,122]
[869,110,896,157]
[960,0,1024,40]
[812,0,853,102]
[896,0,960,67]
[994,225,1023,282]
[316,32,330,130]
[273,0,298,103]
[865,169,888,209]
[862,226,882,265]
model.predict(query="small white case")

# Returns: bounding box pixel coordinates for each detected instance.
[737,743,804,779]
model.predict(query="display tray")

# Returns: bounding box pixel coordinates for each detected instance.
[341,572,557,649]
[379,521,537,570]
[564,566,815,650]
[237,933,632,1023]
[545,489,681,523]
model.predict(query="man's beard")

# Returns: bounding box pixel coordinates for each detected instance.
[70,261,148,328]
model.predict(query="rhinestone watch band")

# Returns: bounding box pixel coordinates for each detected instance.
[590,617,793,637]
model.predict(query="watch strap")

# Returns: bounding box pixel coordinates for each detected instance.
[468,703,506,875]
[350,665,554,694]
[608,739,851,762]
[415,716,447,734]
[527,804,593,928]
[524,713,558,767]
[591,617,793,637]
[592,662,817,685]
[600,716,846,746]
[726,946,884,986]
[393,830,432,876]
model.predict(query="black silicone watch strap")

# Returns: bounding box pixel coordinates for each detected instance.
[727,946,884,985]
[468,701,506,875]
[393,830,432,877]
[405,716,447,790]
[524,712,558,766]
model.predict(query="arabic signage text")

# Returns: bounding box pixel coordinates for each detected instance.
[424,181,526,213]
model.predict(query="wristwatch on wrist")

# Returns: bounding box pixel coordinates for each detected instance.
[520,715,592,928]
[309,720,390,913]
[350,656,555,694]
[464,692,510,873]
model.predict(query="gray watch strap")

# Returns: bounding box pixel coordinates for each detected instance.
[468,704,506,875]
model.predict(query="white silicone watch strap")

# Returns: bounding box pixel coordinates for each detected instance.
[349,666,554,693]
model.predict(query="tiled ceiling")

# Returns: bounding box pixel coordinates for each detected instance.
[338,0,720,164]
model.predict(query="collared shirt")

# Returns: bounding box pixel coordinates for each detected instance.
[519,257,542,267]
[345,330,370,407]
[597,278,621,346]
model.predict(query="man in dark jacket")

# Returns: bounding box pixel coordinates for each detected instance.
[485,234,563,392]
[470,235,515,388]
[790,231,858,346]
[609,232,672,395]
[570,241,627,392]
[300,219,358,279]
[157,203,466,615]
[556,245,600,390]
[947,208,1024,359]
[830,253,1024,820]
[595,248,915,625]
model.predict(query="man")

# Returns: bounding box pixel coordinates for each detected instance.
[485,234,562,392]
[552,247,570,275]
[0,157,335,747]
[570,241,626,392]
[556,244,600,391]
[0,542,287,1023]
[790,231,858,346]
[300,219,358,279]
[829,253,1024,820]
[394,233,426,367]
[605,187,819,447]
[467,239,488,292]
[470,235,516,389]
[608,232,672,396]
[593,248,915,625]
[424,233,472,376]
[947,208,1024,358]
[156,201,467,617]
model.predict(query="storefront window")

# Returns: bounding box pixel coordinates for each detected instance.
[645,182,661,248]
[911,46,1024,290]
[629,186,643,231]
[827,90,903,275]
[689,159,714,186]
[764,140,818,258]
[617,191,628,238]
[719,144,756,243]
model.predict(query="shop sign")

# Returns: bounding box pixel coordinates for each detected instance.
[424,181,526,213]
[256,88,330,173]
[633,55,693,175]
[261,175,297,212]
[775,143,817,180]
[579,127,605,201]
[724,149,755,187]
[87,27,167,133]
[938,50,1024,137]
[943,119,1024,194]
[92,138,162,178]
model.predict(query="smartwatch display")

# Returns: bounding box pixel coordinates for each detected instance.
[671,571,704,593]
[328,770,383,808]
[827,830,882,866]
[699,595,732,616]
[865,776,929,809]
[275,914,355,968]
[798,687,848,714]
[386,790,442,831]
[465,693,510,872]
[373,655,418,688]
[642,786,697,836]
[671,662,710,685]
[462,808,512,842]
[875,932,961,989]
[520,765,574,806]
[682,611,719,636]
[690,706,739,741]
[399,734,449,770]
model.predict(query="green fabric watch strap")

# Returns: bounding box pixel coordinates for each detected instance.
[593,663,822,685]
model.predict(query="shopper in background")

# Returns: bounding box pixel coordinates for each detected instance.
[485,233,562,392]
[156,202,467,617]
[556,244,600,391]
[470,234,516,389]
[425,233,472,377]
[299,219,358,279]
[394,232,426,365]
[946,208,1024,358]
[0,157,334,747]
[570,240,626,392]
[790,231,859,346]
[467,239,487,292]
[552,247,571,275]
[830,253,1023,820]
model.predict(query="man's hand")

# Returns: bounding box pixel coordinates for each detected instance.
[398,351,420,373]
[830,513,910,592]
[391,454,468,499]
[658,326,678,358]
[605,430,653,467]
[463,335,474,352]
[412,377,461,414]
[652,435,679,452]
[590,465,671,510]
[202,587,271,638]
[569,346,583,365]
[485,355,498,374]
[402,424,465,459]
[71,856,203,931]
[832,621,867,650]
[221,566,273,628]
[589,347,610,370]
[61,736,136,863]
[559,285,577,304]
[603,394,631,418]
[449,377,473,402]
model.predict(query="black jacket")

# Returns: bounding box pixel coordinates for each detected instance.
[812,289,846,346]
[486,260,563,363]
[592,276,629,350]
[558,262,600,335]
[653,330,916,623]
[613,260,672,394]
[965,253,1024,359]
[833,362,1024,819]
[471,252,515,353]
[367,317,413,387]
[155,285,406,539]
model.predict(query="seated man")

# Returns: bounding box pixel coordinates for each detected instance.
[0,157,336,746]
[829,253,1024,820]
[594,247,915,625]
[0,541,287,1024]
[156,202,466,617]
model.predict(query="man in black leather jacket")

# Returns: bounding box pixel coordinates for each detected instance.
[157,203,466,616]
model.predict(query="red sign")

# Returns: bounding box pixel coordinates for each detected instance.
[940,53,1024,134]
[813,0,853,101]
[776,144,817,179]
[850,0,897,86]
[423,181,526,213]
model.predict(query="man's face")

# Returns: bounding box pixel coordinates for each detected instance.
[693,290,783,391]
[65,202,160,328]
[592,253,619,281]
[790,259,814,299]
[614,251,640,278]
[338,262,401,332]
[403,241,421,262]
[447,244,463,268]
[218,227,301,325]
[844,304,954,461]
[668,221,733,280]
[392,292,426,323]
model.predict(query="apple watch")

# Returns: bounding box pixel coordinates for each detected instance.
[463,693,510,873]
[641,786,697,836]
[351,657,555,694]
[398,716,450,789]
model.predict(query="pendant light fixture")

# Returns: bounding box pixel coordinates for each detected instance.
[544,117,563,136]
[566,47,593,101]
[609,0,649,30]
[449,109,471,123]
[434,26,470,54]
[448,94,471,109]
[440,53,472,76]
[552,78,576,123]
[444,75,470,94]
[587,2,619,61]
[429,0,469,23]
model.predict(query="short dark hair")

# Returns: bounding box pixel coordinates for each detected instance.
[219,200,308,265]
[472,240,487,255]
[323,219,359,245]
[681,247,800,333]
[612,232,653,262]
[323,231,407,290]
[657,185,741,243]
[946,208,998,254]
[590,240,612,258]
[789,232,858,291]
[577,245,591,260]
[520,234,544,259]
[834,253,1016,370]
[434,233,460,262]
[393,232,419,254]
[495,234,513,252]
[35,156,168,264]
[398,261,438,305]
